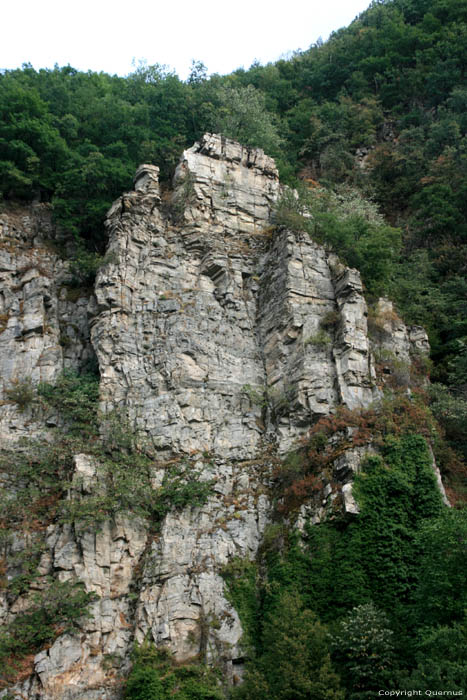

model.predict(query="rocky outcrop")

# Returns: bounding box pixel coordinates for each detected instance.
[31,507,147,700]
[370,298,429,362]
[92,134,378,458]
[0,135,442,699]
[134,459,270,670]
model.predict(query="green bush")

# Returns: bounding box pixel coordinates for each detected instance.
[214,85,283,157]
[0,579,96,682]
[38,369,100,438]
[305,330,332,349]
[234,591,343,700]
[4,378,35,412]
[429,383,467,459]
[221,558,260,651]
[331,603,396,699]
[402,618,467,691]
[67,245,104,287]
[272,185,401,297]
[413,507,467,628]
[271,188,309,231]
[125,643,223,700]
[240,384,267,408]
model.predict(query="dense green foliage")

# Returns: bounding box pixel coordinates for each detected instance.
[429,382,467,459]
[231,433,467,698]
[214,85,283,158]
[0,64,283,251]
[401,618,467,691]
[300,435,443,620]
[331,603,395,699]
[125,643,223,700]
[233,591,344,700]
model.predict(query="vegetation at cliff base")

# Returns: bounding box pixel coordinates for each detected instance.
[230,434,467,699]
[125,643,223,700]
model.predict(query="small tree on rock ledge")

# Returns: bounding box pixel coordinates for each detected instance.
[215,85,283,157]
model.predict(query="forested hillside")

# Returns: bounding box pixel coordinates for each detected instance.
[1,0,467,697]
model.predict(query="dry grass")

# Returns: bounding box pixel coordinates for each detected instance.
[0,312,9,333]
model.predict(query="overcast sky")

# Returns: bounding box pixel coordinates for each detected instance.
[3,0,371,79]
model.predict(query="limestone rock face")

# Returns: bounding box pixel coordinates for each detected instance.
[0,204,93,443]
[134,459,270,670]
[0,135,440,700]
[92,133,378,459]
[371,298,429,362]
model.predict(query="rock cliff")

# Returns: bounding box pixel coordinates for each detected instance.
[0,134,440,699]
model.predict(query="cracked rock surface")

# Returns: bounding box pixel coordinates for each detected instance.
[0,135,435,699]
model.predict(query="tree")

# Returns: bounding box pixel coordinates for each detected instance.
[403,619,467,692]
[214,85,283,157]
[236,591,343,700]
[331,603,396,699]
[413,507,467,627]
[0,77,69,198]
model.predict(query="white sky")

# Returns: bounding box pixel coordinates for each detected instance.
[2,0,371,79]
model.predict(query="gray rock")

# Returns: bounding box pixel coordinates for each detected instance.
[342,482,360,515]
[0,135,447,699]
[0,204,93,444]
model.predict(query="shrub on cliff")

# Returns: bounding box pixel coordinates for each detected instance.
[38,369,100,437]
[0,579,96,683]
[401,619,467,692]
[214,85,283,158]
[272,185,401,297]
